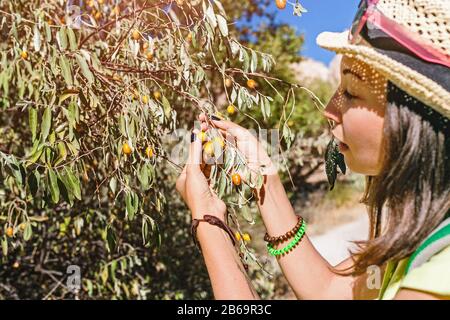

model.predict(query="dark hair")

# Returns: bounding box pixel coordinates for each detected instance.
[346,81,450,276]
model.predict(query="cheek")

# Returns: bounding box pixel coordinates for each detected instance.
[342,107,385,174]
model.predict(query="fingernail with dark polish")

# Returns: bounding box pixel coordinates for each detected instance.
[191,132,196,142]
[211,115,221,121]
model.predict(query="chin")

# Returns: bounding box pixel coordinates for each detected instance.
[344,154,378,176]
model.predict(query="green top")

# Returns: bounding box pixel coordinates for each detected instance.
[377,245,450,299]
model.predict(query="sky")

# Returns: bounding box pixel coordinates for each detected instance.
[270,0,360,65]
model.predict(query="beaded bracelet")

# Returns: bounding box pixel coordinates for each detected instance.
[264,215,303,244]
[267,220,306,257]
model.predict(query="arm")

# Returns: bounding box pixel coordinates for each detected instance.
[395,289,449,300]
[257,173,358,299]
[176,129,259,299]
[196,223,259,299]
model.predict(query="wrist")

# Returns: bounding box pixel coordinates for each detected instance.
[193,215,236,251]
[191,207,226,221]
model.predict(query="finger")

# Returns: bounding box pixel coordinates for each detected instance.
[200,122,209,132]
[209,118,248,140]
[186,129,203,175]
[198,113,208,122]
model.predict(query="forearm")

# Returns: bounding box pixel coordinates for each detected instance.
[256,173,355,299]
[196,222,260,300]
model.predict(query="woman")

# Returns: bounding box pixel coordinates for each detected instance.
[176,0,450,299]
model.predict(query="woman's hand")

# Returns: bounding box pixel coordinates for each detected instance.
[176,129,227,221]
[198,113,277,176]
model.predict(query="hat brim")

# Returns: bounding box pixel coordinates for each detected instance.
[316,31,450,118]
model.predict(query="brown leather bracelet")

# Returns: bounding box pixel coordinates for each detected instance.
[264,215,303,244]
[191,215,236,252]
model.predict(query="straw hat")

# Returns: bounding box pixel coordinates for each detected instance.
[316,0,450,119]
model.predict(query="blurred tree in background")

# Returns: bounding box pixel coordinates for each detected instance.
[0,0,333,299]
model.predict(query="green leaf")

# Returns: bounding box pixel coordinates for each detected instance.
[241,205,254,224]
[216,14,228,37]
[59,56,73,86]
[75,54,94,84]
[47,168,60,203]
[250,50,258,73]
[57,27,67,50]
[109,177,117,194]
[41,107,52,141]
[44,21,52,42]
[2,236,7,256]
[138,164,149,190]
[105,226,117,253]
[101,266,109,284]
[65,167,81,200]
[29,107,37,141]
[205,5,217,29]
[27,170,40,197]
[125,191,138,220]
[33,25,41,52]
[161,96,171,119]
[59,90,78,105]
[67,27,77,51]
[23,223,32,241]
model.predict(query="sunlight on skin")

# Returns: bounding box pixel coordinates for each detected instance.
[324,56,388,176]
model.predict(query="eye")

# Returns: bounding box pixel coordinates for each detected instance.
[343,89,358,100]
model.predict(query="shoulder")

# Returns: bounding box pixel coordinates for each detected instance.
[401,245,450,296]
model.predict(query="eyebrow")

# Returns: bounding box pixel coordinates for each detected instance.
[343,68,365,81]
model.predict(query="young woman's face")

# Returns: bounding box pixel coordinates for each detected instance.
[324,56,388,176]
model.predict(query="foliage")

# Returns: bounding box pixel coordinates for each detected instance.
[0,0,333,299]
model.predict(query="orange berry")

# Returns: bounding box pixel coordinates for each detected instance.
[225,78,233,88]
[242,233,251,242]
[276,0,287,10]
[142,42,149,50]
[19,223,26,231]
[227,105,236,115]
[235,232,241,241]
[20,50,28,60]
[12,261,20,269]
[146,52,153,61]
[122,143,132,155]
[203,141,214,156]
[112,6,120,16]
[6,227,14,238]
[153,91,161,100]
[142,95,149,104]
[131,29,140,40]
[232,173,241,186]
[186,32,193,42]
[247,79,257,89]
[197,131,207,143]
[145,146,154,158]
[95,11,102,20]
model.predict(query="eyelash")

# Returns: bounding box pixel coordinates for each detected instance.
[343,89,358,100]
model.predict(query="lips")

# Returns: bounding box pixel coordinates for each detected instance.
[338,141,349,152]
[333,135,349,152]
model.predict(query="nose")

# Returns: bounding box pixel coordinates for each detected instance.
[323,91,342,128]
